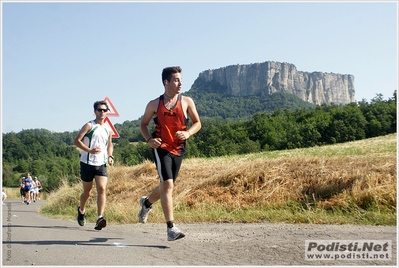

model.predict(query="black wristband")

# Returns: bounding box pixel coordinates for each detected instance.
[108,156,114,159]
[146,137,152,143]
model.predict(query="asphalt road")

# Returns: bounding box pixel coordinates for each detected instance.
[2,198,397,266]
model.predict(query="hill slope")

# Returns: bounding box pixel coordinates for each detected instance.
[185,88,315,119]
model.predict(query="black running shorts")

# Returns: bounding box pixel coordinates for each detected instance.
[153,148,183,182]
[80,162,108,182]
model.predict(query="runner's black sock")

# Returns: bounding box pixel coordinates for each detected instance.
[144,198,152,208]
[167,221,174,228]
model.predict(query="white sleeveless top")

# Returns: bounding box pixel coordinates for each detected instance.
[80,120,110,166]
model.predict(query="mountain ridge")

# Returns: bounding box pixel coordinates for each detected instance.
[190,61,355,106]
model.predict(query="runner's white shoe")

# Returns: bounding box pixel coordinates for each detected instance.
[167,224,185,241]
[138,196,152,223]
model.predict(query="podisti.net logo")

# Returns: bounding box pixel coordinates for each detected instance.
[305,240,392,261]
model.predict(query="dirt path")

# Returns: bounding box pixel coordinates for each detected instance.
[2,199,396,266]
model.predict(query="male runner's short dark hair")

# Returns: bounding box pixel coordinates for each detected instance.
[162,66,182,85]
[93,100,109,111]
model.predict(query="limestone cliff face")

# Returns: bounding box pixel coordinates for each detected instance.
[195,61,355,105]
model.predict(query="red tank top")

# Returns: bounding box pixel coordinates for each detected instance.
[153,94,188,156]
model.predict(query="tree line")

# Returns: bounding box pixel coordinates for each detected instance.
[2,92,396,193]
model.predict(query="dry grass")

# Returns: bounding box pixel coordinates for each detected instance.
[3,187,21,198]
[40,134,397,225]
[3,187,48,199]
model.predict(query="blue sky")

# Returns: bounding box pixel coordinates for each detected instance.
[1,1,397,134]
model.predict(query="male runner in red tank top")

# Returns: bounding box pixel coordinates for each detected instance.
[139,66,201,241]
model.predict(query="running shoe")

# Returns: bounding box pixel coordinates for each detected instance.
[77,206,86,226]
[138,196,152,223]
[167,224,185,241]
[94,217,107,230]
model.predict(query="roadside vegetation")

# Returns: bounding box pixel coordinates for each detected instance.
[39,133,396,226]
[3,92,396,226]
[2,93,396,193]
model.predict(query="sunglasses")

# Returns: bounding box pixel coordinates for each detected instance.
[96,109,108,113]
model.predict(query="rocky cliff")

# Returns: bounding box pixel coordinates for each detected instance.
[194,61,355,105]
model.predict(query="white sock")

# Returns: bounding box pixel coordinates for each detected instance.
[79,208,85,214]
[98,215,103,219]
